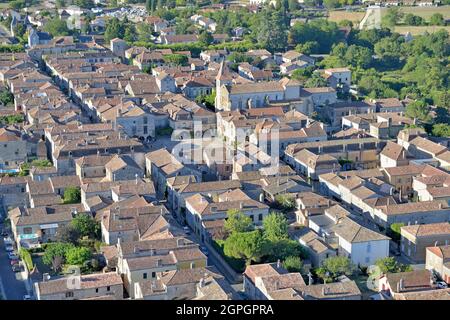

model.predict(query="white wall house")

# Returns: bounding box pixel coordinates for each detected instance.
[331,218,390,266]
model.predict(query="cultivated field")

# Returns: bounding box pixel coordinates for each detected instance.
[397,5,450,19]
[394,25,450,35]
[328,5,450,25]
[328,10,366,24]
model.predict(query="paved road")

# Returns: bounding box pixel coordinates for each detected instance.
[0,219,28,300]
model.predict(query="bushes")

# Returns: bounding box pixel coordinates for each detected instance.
[63,186,81,204]
[387,223,405,242]
[19,248,33,270]
[156,127,174,136]
[212,240,246,273]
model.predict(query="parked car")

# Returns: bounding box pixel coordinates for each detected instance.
[12,264,24,273]
[23,295,31,300]
[10,259,20,266]
[3,236,13,245]
[1,229,8,237]
[437,281,448,289]
[8,252,19,260]
[5,244,14,252]
[200,246,209,256]
[183,226,191,235]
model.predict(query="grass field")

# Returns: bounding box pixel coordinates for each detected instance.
[394,25,450,35]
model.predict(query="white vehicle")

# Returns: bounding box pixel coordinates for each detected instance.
[183,226,191,234]
[5,244,14,252]
[8,252,19,260]
[3,236,13,245]
[437,281,448,289]
[23,295,31,300]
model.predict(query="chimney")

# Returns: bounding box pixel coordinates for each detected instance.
[276,259,281,269]
[177,238,184,247]
[43,273,50,282]
[399,278,404,291]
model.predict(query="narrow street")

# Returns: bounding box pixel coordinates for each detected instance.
[0,226,28,300]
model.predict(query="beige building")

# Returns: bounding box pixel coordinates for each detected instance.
[401,223,450,262]
[425,245,450,284]
[34,272,123,300]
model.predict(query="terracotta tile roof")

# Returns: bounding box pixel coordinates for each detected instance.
[379,200,449,216]
[401,222,450,238]
[426,245,450,260]
[37,272,123,295]
[331,217,390,243]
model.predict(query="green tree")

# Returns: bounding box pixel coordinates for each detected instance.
[104,17,125,42]
[56,0,66,9]
[382,7,404,28]
[291,67,314,83]
[63,186,81,204]
[123,25,136,43]
[267,238,307,261]
[0,89,14,106]
[65,247,92,265]
[43,18,70,37]
[405,100,430,122]
[295,41,319,55]
[163,53,188,66]
[224,209,254,234]
[136,23,153,43]
[344,45,372,69]
[429,13,445,26]
[195,90,216,110]
[55,224,81,245]
[374,257,413,274]
[288,0,299,11]
[198,31,214,45]
[404,13,424,26]
[71,213,99,239]
[257,9,288,52]
[316,256,355,282]
[432,123,450,138]
[388,222,404,242]
[9,0,26,10]
[304,73,328,88]
[323,0,339,9]
[263,212,288,242]
[223,230,267,265]
[283,256,303,272]
[274,194,296,211]
[74,0,95,8]
[42,242,74,268]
